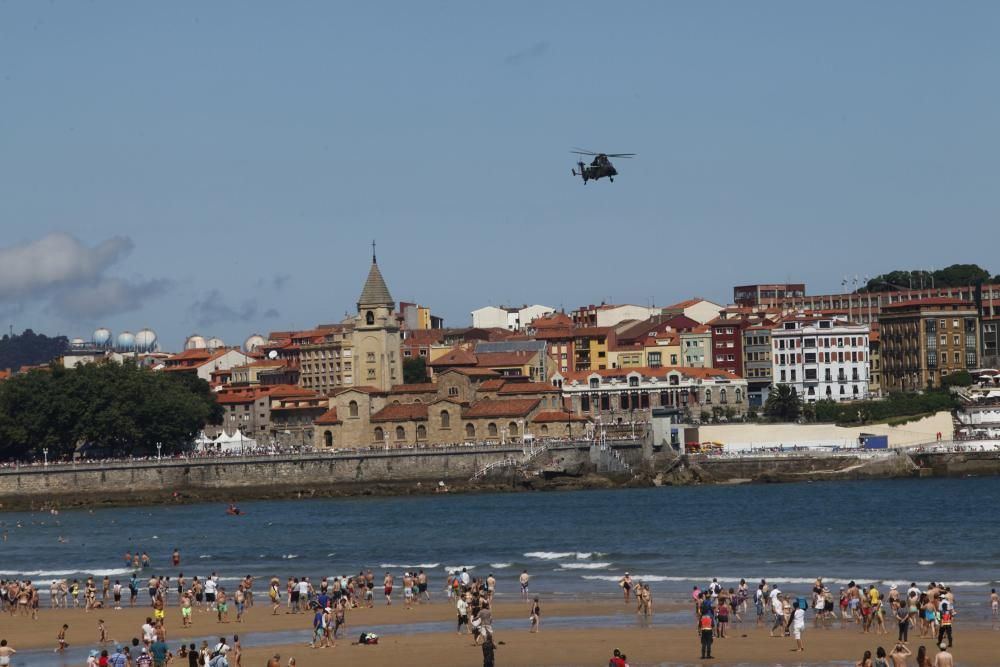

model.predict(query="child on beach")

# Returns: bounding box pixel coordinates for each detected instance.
[530,597,540,633]
[98,619,108,644]
[55,624,69,653]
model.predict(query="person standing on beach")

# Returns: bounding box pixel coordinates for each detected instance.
[519,570,530,601]
[699,611,714,659]
[181,591,193,628]
[383,573,393,606]
[889,643,912,667]
[933,643,953,667]
[481,634,495,667]
[457,592,469,634]
[55,624,69,653]
[529,597,540,633]
[0,640,16,667]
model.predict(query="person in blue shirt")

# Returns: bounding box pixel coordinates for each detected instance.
[150,639,168,667]
[310,608,324,648]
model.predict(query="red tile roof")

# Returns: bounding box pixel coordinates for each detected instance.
[370,403,429,422]
[314,408,341,425]
[475,351,539,367]
[462,398,541,419]
[429,348,478,367]
[531,410,590,423]
[477,379,506,391]
[450,368,501,378]
[497,381,560,395]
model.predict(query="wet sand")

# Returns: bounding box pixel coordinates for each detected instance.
[3,602,997,665]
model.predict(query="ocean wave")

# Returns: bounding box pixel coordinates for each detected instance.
[582,574,673,583]
[282,554,298,560]
[918,560,935,566]
[198,554,212,559]
[489,563,512,569]
[558,562,611,570]
[442,565,475,573]
[524,551,596,560]
[379,563,440,570]
[0,568,134,578]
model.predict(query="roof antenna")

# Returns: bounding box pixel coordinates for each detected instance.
[372,239,377,264]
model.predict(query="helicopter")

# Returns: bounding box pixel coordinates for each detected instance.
[571,148,636,184]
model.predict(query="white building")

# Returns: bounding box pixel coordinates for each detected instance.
[594,305,660,328]
[662,298,724,325]
[771,316,870,403]
[471,304,555,331]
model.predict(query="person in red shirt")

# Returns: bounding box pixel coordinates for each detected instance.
[608,648,626,667]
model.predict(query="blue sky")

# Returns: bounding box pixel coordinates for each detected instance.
[1,1,998,349]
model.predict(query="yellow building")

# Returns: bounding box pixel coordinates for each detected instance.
[573,327,611,371]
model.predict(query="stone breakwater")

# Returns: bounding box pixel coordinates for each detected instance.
[1,443,997,511]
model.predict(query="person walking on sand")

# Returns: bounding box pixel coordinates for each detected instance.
[620,572,632,604]
[383,573,393,606]
[788,599,805,652]
[529,597,540,633]
[55,624,69,653]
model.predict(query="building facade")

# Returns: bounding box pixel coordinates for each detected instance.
[770,316,870,403]
[742,324,773,407]
[879,298,981,392]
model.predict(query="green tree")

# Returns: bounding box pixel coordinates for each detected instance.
[0,329,68,371]
[940,370,973,388]
[763,384,801,422]
[862,264,992,292]
[403,357,429,384]
[0,361,221,461]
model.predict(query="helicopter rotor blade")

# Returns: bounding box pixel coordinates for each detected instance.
[570,147,599,156]
[605,153,636,158]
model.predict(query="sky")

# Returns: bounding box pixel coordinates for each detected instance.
[1,1,998,350]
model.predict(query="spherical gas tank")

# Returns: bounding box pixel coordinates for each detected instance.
[185,335,207,350]
[93,328,112,347]
[116,331,136,351]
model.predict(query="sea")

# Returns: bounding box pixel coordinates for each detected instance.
[2,476,998,612]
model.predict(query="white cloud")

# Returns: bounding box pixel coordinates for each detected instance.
[0,233,133,301]
[0,233,171,320]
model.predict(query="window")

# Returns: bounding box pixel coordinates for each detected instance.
[448,387,459,397]
[465,423,475,439]
[648,352,662,367]
[540,424,549,435]
[374,426,384,442]
[349,400,359,418]
[720,388,728,404]
[735,388,743,403]
[488,422,498,437]
[416,424,427,440]
[780,370,786,382]
[704,388,712,404]
[366,311,375,325]
[440,410,451,428]
[366,352,376,362]
[394,426,405,441]
[324,431,333,447]
[805,368,817,380]
[367,368,376,379]
[508,422,519,437]
[628,376,639,387]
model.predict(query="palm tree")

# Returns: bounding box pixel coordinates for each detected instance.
[764,384,801,422]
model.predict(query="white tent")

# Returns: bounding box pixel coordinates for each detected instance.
[196,431,257,453]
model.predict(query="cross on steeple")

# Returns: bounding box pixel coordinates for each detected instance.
[372,240,377,264]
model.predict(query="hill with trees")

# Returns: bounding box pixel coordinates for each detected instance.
[860,264,997,293]
[0,329,68,371]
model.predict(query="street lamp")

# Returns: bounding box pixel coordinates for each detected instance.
[43,447,49,466]
[156,442,162,461]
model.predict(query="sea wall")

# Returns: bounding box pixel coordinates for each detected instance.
[0,446,525,509]
[697,411,952,448]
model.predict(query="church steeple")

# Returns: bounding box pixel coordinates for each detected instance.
[357,243,394,310]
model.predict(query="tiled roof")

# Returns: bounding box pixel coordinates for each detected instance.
[452,368,501,378]
[388,383,438,394]
[462,398,541,419]
[357,259,394,307]
[331,385,386,395]
[497,382,559,395]
[531,410,590,423]
[664,298,706,309]
[477,379,506,391]
[370,403,429,422]
[475,351,538,367]
[429,348,478,366]
[314,408,341,425]
[881,297,971,309]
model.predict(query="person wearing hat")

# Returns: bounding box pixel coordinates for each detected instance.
[619,572,632,604]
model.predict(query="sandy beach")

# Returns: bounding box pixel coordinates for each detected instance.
[3,600,997,665]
